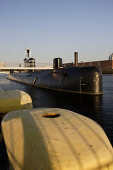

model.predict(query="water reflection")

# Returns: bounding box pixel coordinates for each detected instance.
[25,86,103,123]
[0,73,113,146]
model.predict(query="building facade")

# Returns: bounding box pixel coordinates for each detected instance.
[63,52,113,74]
[0,62,5,67]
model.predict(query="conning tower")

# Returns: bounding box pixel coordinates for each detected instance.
[53,58,62,69]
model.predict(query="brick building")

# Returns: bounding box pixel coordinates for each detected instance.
[63,52,113,74]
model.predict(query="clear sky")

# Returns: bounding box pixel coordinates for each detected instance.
[0,0,113,64]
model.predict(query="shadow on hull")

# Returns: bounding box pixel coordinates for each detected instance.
[7,66,103,95]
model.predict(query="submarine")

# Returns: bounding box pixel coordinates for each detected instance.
[7,52,103,95]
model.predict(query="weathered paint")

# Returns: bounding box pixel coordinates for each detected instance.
[0,90,32,113]
[7,66,103,95]
[2,108,113,170]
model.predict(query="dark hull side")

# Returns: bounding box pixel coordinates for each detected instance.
[7,67,103,95]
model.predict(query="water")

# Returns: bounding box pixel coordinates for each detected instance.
[0,73,113,146]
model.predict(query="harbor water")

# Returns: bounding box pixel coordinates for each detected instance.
[0,73,113,146]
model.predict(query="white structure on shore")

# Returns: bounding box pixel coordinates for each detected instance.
[24,49,35,67]
[109,52,113,60]
[0,62,5,67]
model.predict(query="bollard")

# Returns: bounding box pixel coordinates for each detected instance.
[1,108,113,170]
[0,90,33,114]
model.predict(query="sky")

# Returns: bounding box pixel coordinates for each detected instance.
[0,0,113,64]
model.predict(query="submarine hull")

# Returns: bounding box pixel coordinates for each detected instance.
[7,67,103,95]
